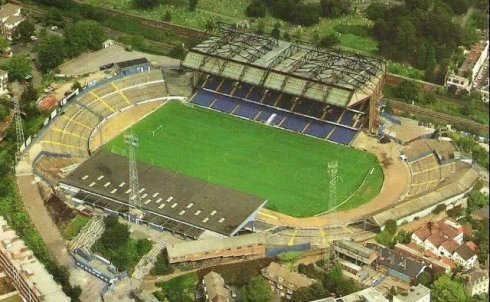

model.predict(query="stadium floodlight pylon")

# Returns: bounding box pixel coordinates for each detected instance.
[124,131,142,210]
[13,97,25,162]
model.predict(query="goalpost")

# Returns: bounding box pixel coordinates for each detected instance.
[151,125,163,138]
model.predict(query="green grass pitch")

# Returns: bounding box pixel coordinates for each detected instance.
[105,102,383,217]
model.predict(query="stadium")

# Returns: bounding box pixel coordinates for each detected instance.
[27,25,479,241]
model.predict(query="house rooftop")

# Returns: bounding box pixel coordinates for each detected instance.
[394,284,430,302]
[262,262,314,290]
[455,244,477,261]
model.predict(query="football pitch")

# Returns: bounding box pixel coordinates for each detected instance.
[105,102,383,217]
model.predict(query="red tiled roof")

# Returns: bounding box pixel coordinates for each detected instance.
[413,225,432,241]
[441,257,456,268]
[406,242,424,253]
[424,249,438,259]
[440,240,460,253]
[427,234,446,248]
[455,245,477,261]
[466,241,478,252]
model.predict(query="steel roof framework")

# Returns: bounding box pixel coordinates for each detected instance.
[183,25,384,107]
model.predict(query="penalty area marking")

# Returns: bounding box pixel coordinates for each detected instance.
[315,166,376,216]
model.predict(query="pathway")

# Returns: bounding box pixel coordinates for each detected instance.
[15,159,73,267]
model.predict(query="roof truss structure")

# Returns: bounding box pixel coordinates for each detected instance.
[183,24,385,107]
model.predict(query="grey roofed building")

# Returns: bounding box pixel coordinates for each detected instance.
[60,150,267,237]
[182,24,384,110]
[366,243,427,281]
[393,284,430,302]
[311,287,388,302]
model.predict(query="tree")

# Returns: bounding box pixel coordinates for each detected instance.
[163,11,171,22]
[320,0,351,18]
[291,282,327,302]
[6,55,31,82]
[393,80,424,103]
[134,0,160,9]
[189,0,198,12]
[16,20,36,42]
[0,102,9,122]
[432,275,468,302]
[385,219,398,235]
[432,204,447,214]
[318,33,339,48]
[0,36,9,52]
[242,276,273,302]
[204,20,215,33]
[417,271,433,287]
[20,85,38,104]
[271,23,281,39]
[99,216,130,250]
[44,7,64,26]
[64,20,107,58]
[365,2,388,21]
[246,0,267,18]
[38,35,65,72]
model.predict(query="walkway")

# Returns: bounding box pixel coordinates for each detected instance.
[15,159,73,267]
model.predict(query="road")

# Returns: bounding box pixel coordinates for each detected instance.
[461,5,476,28]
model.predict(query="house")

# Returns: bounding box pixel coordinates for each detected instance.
[445,41,489,92]
[115,58,151,76]
[0,3,24,40]
[0,70,7,95]
[393,284,431,302]
[311,287,388,302]
[394,243,452,275]
[411,220,464,256]
[202,271,230,302]
[453,244,478,270]
[261,262,314,299]
[366,243,427,282]
[463,268,489,297]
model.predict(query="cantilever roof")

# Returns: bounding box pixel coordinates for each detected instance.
[61,151,266,236]
[182,25,384,108]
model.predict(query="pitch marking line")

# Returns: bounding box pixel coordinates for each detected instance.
[259,212,278,220]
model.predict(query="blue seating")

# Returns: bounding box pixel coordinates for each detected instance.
[192,90,216,107]
[276,95,294,110]
[255,108,275,122]
[234,83,252,99]
[293,99,313,115]
[262,91,281,106]
[248,87,265,103]
[307,101,326,119]
[281,114,309,132]
[304,121,334,139]
[211,96,238,113]
[191,86,361,145]
[219,79,235,95]
[204,76,220,90]
[340,111,355,127]
[329,127,357,145]
[325,107,343,122]
[270,112,287,126]
[234,102,261,119]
